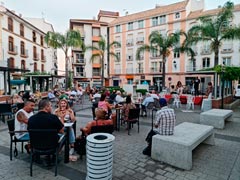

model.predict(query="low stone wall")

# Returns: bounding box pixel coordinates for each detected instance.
[212,95,234,109]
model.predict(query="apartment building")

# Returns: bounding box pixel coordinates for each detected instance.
[70,11,119,88]
[0,5,56,94]
[108,0,240,91]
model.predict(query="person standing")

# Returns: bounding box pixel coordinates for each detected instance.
[206,82,213,97]
[194,77,200,96]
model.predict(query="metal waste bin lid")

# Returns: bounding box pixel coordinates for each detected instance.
[87,133,115,144]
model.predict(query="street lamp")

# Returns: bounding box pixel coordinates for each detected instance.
[221,64,225,109]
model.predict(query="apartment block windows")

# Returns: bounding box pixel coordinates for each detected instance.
[20,24,24,37]
[152,17,158,26]
[151,62,158,72]
[174,51,180,58]
[33,46,38,60]
[138,20,144,29]
[115,51,121,62]
[76,66,84,76]
[32,31,36,42]
[21,60,26,70]
[92,28,100,36]
[159,15,166,24]
[41,49,44,61]
[127,49,133,61]
[202,57,210,68]
[20,41,25,55]
[128,22,133,31]
[8,36,14,52]
[34,62,37,71]
[222,57,231,66]
[175,12,180,19]
[41,64,44,72]
[8,17,13,32]
[115,25,121,33]
[40,36,44,46]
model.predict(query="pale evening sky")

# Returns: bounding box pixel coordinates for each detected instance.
[2,0,240,33]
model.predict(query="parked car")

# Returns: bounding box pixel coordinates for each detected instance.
[235,84,240,98]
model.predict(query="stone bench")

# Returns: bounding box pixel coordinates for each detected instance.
[200,108,233,129]
[151,122,214,170]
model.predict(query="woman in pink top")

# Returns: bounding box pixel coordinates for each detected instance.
[98,94,113,118]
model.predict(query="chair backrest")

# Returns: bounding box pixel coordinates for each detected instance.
[16,103,24,110]
[90,124,114,134]
[153,98,160,108]
[29,129,58,150]
[128,108,140,120]
[7,118,15,135]
[0,104,13,113]
[147,102,154,109]
[208,93,212,100]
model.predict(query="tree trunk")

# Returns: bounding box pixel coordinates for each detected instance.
[65,55,69,90]
[162,57,166,89]
[214,49,219,67]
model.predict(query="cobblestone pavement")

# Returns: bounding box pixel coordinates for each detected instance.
[0,99,239,180]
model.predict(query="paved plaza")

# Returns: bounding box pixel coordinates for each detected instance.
[0,98,239,180]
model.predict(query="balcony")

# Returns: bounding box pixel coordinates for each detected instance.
[136,37,144,44]
[221,46,233,54]
[126,68,133,74]
[186,65,213,72]
[150,67,160,73]
[201,48,211,55]
[126,39,134,46]
[136,68,144,73]
[114,69,121,74]
[75,72,85,77]
[20,49,29,58]
[74,58,85,64]
[72,47,84,51]
[41,55,46,62]
[33,53,40,61]
[8,45,18,55]
[92,72,101,76]
[126,55,133,61]
[150,54,161,59]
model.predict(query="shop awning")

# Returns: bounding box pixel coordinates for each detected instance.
[10,80,26,85]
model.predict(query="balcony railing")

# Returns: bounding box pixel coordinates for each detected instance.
[150,54,161,59]
[20,49,28,58]
[75,58,85,64]
[126,68,133,74]
[8,45,18,55]
[221,47,233,54]
[126,39,134,46]
[41,55,46,62]
[136,68,144,73]
[186,65,214,72]
[150,67,160,73]
[75,72,85,77]
[92,72,101,76]
[114,69,121,74]
[126,55,133,61]
[201,48,211,55]
[136,37,144,44]
[33,53,39,61]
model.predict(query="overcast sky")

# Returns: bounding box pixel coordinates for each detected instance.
[2,0,240,33]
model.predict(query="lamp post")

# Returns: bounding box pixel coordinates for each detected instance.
[221,64,225,109]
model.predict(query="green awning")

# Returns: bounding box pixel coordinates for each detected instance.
[10,80,26,85]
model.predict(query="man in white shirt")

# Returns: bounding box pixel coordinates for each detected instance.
[115,91,124,104]
[150,90,159,100]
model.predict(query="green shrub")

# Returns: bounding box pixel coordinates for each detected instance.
[136,89,148,95]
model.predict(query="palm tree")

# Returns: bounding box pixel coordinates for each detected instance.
[85,36,121,87]
[45,30,83,89]
[189,1,240,67]
[136,31,180,88]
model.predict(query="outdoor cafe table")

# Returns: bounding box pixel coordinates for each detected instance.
[164,94,203,105]
[64,122,73,163]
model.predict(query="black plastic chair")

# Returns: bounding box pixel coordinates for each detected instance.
[90,124,114,134]
[125,108,140,135]
[7,118,29,160]
[29,129,62,176]
[0,104,14,123]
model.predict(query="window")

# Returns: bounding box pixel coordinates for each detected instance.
[92,28,100,36]
[32,31,36,42]
[137,63,143,73]
[152,17,158,26]
[175,12,180,19]
[40,36,44,46]
[41,49,44,60]
[8,17,13,32]
[127,49,133,61]
[127,79,133,84]
[115,51,121,61]
[138,20,144,29]
[20,24,24,37]
[34,62,37,71]
[20,41,25,55]
[21,60,26,70]
[33,46,37,59]
[8,36,14,52]
[41,64,44,72]
[128,22,133,31]
[222,57,231,66]
[174,51,180,58]
[76,66,84,76]
[202,58,210,68]
[126,63,133,73]
[159,15,166,24]
[151,48,160,58]
[151,62,158,72]
[115,25,121,33]
[93,68,101,76]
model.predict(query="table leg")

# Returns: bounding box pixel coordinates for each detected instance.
[116,109,120,131]
[64,127,70,163]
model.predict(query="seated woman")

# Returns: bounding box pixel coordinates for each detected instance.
[54,99,76,155]
[121,95,136,121]
[98,94,114,118]
[81,108,113,136]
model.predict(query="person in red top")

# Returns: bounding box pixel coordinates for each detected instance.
[81,108,113,135]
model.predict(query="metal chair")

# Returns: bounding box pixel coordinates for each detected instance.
[0,103,14,123]
[186,95,195,110]
[29,129,63,176]
[173,94,181,108]
[7,118,29,160]
[146,102,154,117]
[124,108,140,135]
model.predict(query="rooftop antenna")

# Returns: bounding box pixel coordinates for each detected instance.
[123,9,128,16]
[41,11,45,20]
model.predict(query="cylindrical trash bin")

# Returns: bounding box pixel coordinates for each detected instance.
[86,133,115,180]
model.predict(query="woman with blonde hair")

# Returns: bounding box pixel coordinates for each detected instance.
[54,99,76,155]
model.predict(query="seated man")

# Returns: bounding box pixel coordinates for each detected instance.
[141,93,154,116]
[81,108,113,136]
[143,98,176,156]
